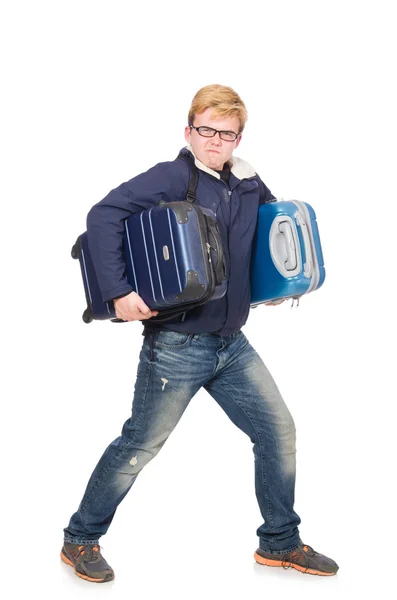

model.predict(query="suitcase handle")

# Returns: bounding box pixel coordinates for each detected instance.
[269,216,301,278]
[278,221,297,270]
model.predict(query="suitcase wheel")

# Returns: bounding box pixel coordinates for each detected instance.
[82,309,93,324]
[71,244,79,259]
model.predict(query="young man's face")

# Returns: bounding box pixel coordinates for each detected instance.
[184,108,242,171]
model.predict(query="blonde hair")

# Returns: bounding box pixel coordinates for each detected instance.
[188,84,248,132]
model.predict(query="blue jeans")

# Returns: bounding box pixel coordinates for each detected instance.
[64,330,302,553]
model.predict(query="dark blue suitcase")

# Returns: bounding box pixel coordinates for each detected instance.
[72,201,227,323]
[250,200,325,306]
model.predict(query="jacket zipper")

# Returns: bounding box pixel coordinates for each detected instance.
[223,188,232,202]
[219,183,232,331]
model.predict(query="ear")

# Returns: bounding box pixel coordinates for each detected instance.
[234,133,242,150]
[184,125,191,144]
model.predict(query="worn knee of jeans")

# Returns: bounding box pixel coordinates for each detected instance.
[107,434,165,494]
[278,410,296,455]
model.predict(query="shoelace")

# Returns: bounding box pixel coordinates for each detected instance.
[281,545,315,572]
[77,544,101,562]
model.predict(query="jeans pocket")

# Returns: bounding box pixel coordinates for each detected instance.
[155,331,193,349]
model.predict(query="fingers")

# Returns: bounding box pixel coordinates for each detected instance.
[136,298,152,315]
[264,299,285,306]
[139,309,159,320]
[114,306,159,321]
[113,292,158,322]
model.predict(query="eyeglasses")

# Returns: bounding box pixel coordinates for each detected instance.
[190,125,239,142]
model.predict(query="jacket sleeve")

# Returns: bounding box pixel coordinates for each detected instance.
[257,175,277,204]
[86,160,189,302]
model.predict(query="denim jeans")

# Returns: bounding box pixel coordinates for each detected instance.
[64,330,302,553]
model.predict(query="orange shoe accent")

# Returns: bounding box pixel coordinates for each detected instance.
[60,550,106,583]
[253,551,335,576]
[60,551,74,568]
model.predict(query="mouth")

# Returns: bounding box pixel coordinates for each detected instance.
[207,149,220,154]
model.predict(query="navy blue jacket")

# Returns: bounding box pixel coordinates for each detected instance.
[86,146,276,336]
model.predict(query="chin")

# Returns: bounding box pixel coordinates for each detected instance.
[208,153,224,165]
[209,160,223,170]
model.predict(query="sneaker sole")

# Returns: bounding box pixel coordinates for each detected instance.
[60,550,114,583]
[254,551,336,576]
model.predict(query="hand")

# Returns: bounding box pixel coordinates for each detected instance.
[113,292,159,321]
[264,299,285,306]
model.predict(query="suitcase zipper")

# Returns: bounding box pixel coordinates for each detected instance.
[192,204,217,299]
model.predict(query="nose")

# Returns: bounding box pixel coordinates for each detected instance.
[210,132,222,145]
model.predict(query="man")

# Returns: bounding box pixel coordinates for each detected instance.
[61,84,338,582]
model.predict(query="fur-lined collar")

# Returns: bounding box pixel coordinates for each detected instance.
[185,145,256,181]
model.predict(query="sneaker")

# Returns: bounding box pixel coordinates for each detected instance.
[254,543,339,576]
[60,542,115,583]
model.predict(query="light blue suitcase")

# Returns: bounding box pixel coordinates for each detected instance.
[250,200,325,306]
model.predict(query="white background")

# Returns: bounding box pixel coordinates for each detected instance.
[1,0,396,598]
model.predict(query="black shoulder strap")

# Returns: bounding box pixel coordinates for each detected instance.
[176,151,198,204]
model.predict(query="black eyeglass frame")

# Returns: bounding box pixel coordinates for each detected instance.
[190,125,240,142]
